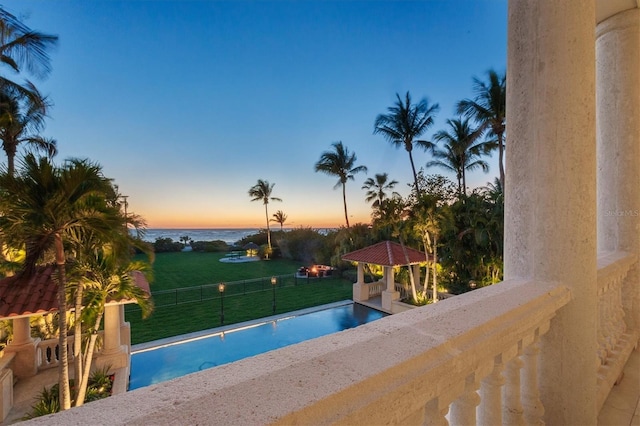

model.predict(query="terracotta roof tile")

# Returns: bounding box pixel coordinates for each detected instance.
[0,265,58,319]
[341,241,428,266]
[0,266,151,319]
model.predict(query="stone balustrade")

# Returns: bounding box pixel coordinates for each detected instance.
[25,278,575,425]
[367,280,383,298]
[36,331,104,371]
[596,251,639,410]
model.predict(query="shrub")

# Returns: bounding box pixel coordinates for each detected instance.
[190,240,230,252]
[152,237,182,253]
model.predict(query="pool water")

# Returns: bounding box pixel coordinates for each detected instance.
[129,302,386,390]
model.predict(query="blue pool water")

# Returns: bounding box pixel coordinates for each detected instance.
[129,302,386,390]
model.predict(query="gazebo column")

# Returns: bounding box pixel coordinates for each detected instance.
[4,316,39,378]
[94,304,128,371]
[381,266,398,312]
[596,8,640,334]
[119,304,131,349]
[352,263,369,302]
[505,0,597,424]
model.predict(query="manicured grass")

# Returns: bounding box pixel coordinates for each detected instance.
[138,252,304,291]
[126,253,354,344]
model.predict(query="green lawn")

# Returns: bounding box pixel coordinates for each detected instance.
[126,253,354,344]
[139,252,305,291]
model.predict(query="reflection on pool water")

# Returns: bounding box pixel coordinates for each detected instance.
[129,301,386,390]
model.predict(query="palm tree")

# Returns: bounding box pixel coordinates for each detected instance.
[411,194,449,303]
[314,141,367,228]
[457,69,506,188]
[374,91,439,195]
[362,173,399,214]
[0,154,121,410]
[72,254,152,406]
[0,85,56,175]
[248,179,281,256]
[270,210,288,231]
[0,7,58,106]
[427,117,493,197]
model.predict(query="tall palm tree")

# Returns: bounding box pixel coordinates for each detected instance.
[374,91,439,195]
[0,154,121,410]
[0,7,58,106]
[314,141,367,228]
[456,69,506,188]
[248,179,281,256]
[362,173,399,214]
[427,117,493,197]
[270,210,288,231]
[0,85,56,175]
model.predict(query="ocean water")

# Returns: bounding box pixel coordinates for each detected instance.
[140,229,261,244]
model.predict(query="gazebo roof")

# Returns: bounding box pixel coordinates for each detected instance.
[0,265,151,320]
[341,240,427,267]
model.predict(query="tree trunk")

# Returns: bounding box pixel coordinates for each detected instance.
[54,233,72,410]
[421,233,431,299]
[399,237,418,303]
[74,309,104,407]
[462,170,467,197]
[342,182,350,228]
[432,235,438,303]
[264,203,271,259]
[73,282,83,399]
[407,148,420,196]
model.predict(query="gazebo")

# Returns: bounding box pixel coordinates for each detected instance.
[243,242,259,257]
[342,240,427,313]
[0,266,150,421]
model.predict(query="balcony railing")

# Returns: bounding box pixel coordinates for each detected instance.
[22,253,637,425]
[36,331,104,371]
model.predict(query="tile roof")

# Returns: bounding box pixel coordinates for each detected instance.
[0,265,58,319]
[341,241,428,266]
[0,266,151,319]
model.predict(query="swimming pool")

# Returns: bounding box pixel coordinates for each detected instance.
[129,301,386,390]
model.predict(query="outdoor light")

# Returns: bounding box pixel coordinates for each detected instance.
[219,283,226,325]
[271,276,277,314]
[469,281,477,289]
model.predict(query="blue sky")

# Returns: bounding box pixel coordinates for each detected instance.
[5,0,506,228]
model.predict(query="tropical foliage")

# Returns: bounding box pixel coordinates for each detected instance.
[0,6,58,108]
[457,69,506,188]
[0,154,153,409]
[314,141,367,228]
[374,91,439,195]
[248,179,281,258]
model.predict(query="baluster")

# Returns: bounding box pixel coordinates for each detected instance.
[613,277,626,340]
[450,375,480,425]
[522,336,545,425]
[597,292,607,364]
[423,398,449,426]
[478,356,504,426]
[503,354,525,425]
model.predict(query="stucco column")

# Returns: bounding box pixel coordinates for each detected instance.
[4,316,39,377]
[596,8,640,333]
[94,304,128,371]
[381,266,398,312]
[11,317,32,346]
[102,304,122,355]
[352,263,369,302]
[505,0,597,423]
